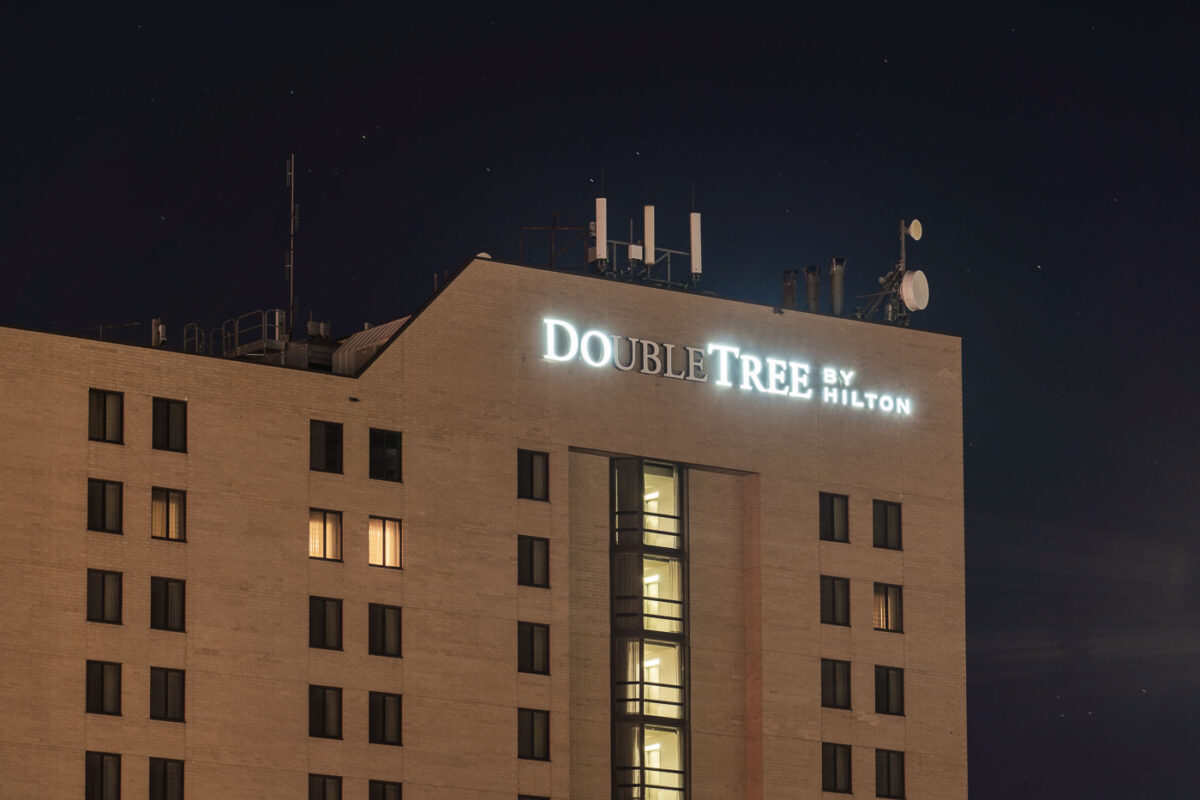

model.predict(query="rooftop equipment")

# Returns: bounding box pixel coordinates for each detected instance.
[855,219,930,326]
[803,265,820,312]
[829,257,846,316]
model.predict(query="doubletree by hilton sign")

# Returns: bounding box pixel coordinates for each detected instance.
[542,318,913,415]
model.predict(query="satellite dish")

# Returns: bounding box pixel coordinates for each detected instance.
[900,270,929,311]
[907,219,923,241]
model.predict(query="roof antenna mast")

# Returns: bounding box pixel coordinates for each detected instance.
[284,154,299,341]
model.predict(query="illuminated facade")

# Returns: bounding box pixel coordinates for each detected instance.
[0,257,966,799]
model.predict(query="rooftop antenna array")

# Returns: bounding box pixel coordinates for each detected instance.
[284,154,299,341]
[586,196,703,289]
[854,218,930,326]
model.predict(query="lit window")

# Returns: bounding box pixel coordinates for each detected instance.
[873,500,902,550]
[150,667,185,722]
[85,752,120,800]
[614,639,684,719]
[310,596,343,650]
[369,781,402,800]
[875,666,905,715]
[369,428,402,482]
[518,536,549,587]
[822,743,852,793]
[310,420,343,473]
[518,449,549,501]
[518,622,549,675]
[873,583,903,632]
[86,661,121,715]
[369,604,402,658]
[87,569,122,624]
[876,749,905,798]
[819,492,849,542]
[149,758,183,800]
[369,691,402,746]
[820,576,850,626]
[309,685,342,739]
[150,577,186,632]
[308,774,341,800]
[87,478,122,533]
[639,555,683,634]
[309,509,342,561]
[518,708,549,760]
[369,516,402,568]
[151,487,186,541]
[152,397,187,452]
[88,389,123,444]
[821,659,851,709]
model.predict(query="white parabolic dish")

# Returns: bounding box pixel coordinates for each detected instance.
[900,270,929,311]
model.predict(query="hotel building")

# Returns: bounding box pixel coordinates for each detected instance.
[0,256,966,798]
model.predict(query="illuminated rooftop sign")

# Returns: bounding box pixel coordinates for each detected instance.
[542,317,911,415]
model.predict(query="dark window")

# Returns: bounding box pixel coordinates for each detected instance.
[518,535,549,587]
[149,757,183,800]
[875,666,905,715]
[518,708,549,760]
[150,577,186,632]
[87,479,122,533]
[88,389,123,444]
[873,583,903,632]
[369,428,402,482]
[876,749,905,798]
[151,488,186,541]
[309,509,342,560]
[873,500,902,549]
[369,604,402,658]
[309,685,342,738]
[150,667,185,722]
[308,774,341,800]
[87,569,122,624]
[86,660,121,715]
[85,751,120,800]
[820,576,850,626]
[822,743,852,793]
[821,659,851,709]
[152,398,187,452]
[517,449,549,501]
[309,597,343,650]
[369,691,403,746]
[310,420,343,473]
[518,622,550,675]
[369,781,402,800]
[819,492,849,542]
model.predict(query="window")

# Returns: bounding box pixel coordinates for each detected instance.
[310,420,343,473]
[369,781,402,800]
[518,535,549,587]
[876,666,905,715]
[152,398,187,452]
[369,516,402,568]
[87,479,122,533]
[309,509,342,560]
[876,749,905,798]
[86,660,121,715]
[820,576,850,626]
[819,492,849,542]
[517,449,549,501]
[873,500,902,549]
[87,569,122,624]
[151,488,186,541]
[518,622,550,675]
[874,583,903,632]
[308,775,341,800]
[821,659,850,709]
[88,389,123,444]
[149,757,183,800]
[151,577,185,632]
[822,743,852,793]
[309,685,342,738]
[369,604,402,658]
[518,708,549,760]
[369,428,402,481]
[86,751,120,800]
[150,667,185,722]
[369,691,403,745]
[309,597,342,650]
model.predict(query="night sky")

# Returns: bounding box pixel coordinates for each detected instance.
[4,5,1198,796]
